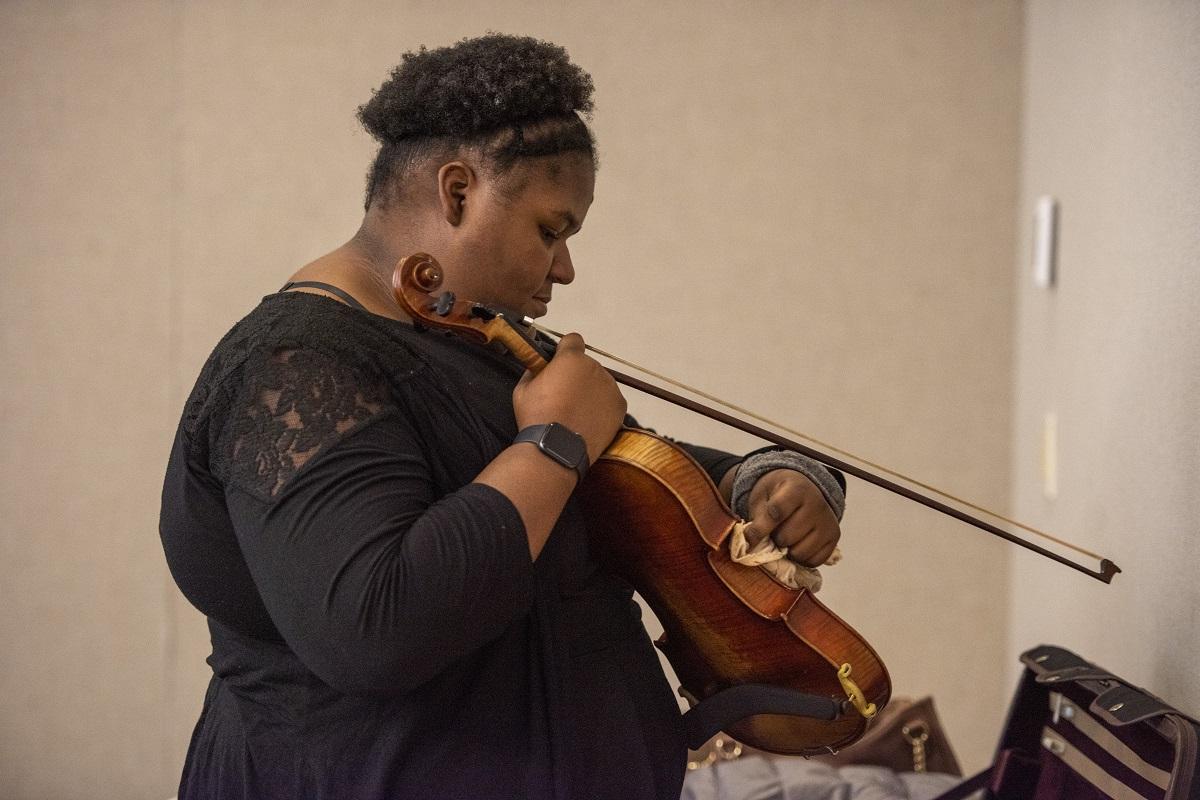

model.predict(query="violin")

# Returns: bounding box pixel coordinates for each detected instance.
[392,253,891,754]
[389,252,1120,755]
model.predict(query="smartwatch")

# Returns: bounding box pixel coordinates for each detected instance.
[513,423,589,484]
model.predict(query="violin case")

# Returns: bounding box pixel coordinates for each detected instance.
[934,644,1200,800]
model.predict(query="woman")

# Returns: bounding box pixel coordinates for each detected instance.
[160,33,844,800]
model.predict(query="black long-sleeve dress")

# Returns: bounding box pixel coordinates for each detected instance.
[160,291,742,800]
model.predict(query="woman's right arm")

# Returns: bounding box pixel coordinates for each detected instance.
[221,334,624,697]
[475,333,626,559]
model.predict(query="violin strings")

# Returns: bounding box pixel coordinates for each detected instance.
[530,322,1104,563]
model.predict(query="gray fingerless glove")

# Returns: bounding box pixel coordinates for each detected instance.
[730,450,846,522]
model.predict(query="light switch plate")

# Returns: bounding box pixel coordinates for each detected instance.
[1033,196,1058,288]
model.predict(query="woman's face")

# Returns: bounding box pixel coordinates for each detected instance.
[442,152,595,319]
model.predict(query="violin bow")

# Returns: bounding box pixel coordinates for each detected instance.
[391,251,1120,584]
[528,323,1120,585]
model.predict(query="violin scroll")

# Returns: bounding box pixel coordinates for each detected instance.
[392,253,550,374]
[406,253,444,293]
[392,253,483,343]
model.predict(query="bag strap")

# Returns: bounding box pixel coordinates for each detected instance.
[1021,645,1200,728]
[280,280,369,313]
[1091,685,1200,729]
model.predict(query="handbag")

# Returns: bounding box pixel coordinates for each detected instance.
[931,645,1200,800]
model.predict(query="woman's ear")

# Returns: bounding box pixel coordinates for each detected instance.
[436,161,475,226]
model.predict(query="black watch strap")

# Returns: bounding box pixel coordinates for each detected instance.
[513,423,589,484]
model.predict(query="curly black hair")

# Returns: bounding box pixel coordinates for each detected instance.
[358,34,596,209]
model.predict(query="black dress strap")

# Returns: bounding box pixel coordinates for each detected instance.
[280,281,369,313]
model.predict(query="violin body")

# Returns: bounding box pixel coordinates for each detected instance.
[576,427,892,755]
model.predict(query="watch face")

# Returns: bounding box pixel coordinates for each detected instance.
[541,423,586,467]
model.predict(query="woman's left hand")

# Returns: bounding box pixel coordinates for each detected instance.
[742,468,841,567]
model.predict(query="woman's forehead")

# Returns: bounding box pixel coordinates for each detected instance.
[514,153,595,202]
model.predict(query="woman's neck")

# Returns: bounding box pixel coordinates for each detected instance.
[285,238,406,322]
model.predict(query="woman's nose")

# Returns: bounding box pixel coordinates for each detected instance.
[551,244,575,284]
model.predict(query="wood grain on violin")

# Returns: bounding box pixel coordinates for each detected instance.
[580,427,890,754]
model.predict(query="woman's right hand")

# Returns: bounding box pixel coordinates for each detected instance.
[512,332,627,465]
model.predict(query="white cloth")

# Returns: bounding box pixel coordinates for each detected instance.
[681,756,962,800]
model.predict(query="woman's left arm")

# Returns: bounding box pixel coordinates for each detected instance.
[687,443,845,569]
[626,419,845,569]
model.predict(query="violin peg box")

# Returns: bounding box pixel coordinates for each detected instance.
[931,644,1200,800]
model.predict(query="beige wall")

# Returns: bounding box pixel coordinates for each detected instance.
[1008,0,1200,715]
[2,3,1024,798]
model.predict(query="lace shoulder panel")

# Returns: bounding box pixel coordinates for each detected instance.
[214,344,389,500]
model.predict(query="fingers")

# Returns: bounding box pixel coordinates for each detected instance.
[785,527,840,567]
[745,474,808,541]
[745,469,841,567]
[512,331,626,463]
[554,331,585,356]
